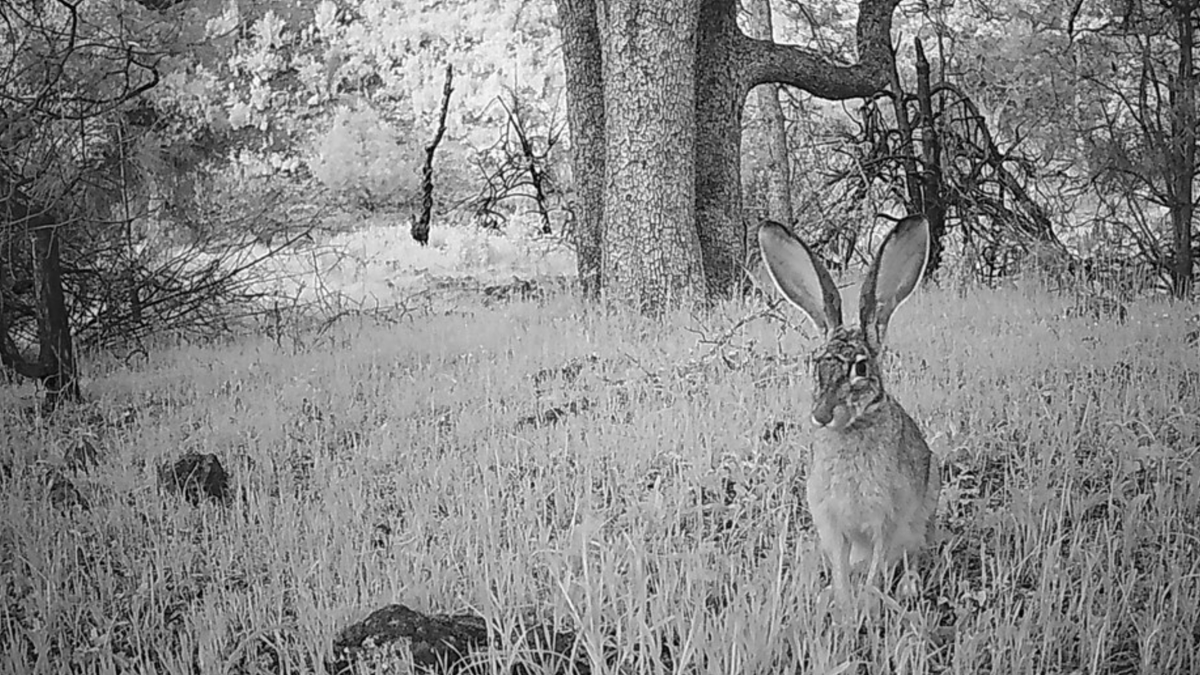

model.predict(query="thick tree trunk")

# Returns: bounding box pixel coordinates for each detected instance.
[596,0,707,313]
[555,0,605,301]
[556,0,900,311]
[695,0,749,299]
[743,0,793,227]
[1169,1,1195,298]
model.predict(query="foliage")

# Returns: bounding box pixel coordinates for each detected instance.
[309,102,420,211]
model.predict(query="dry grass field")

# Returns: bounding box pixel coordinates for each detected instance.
[2,283,1198,674]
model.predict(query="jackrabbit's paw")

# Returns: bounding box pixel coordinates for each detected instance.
[898,568,921,599]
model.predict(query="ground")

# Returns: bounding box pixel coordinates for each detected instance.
[1,229,1199,673]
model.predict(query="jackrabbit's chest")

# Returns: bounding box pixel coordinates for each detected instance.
[805,436,908,523]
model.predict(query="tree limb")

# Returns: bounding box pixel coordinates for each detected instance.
[739,0,899,97]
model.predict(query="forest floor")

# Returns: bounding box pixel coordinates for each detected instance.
[2,233,1199,673]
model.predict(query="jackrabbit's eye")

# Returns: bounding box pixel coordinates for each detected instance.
[852,359,869,379]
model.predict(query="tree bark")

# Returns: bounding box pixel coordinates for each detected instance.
[412,65,453,247]
[1169,0,1195,298]
[0,179,81,409]
[33,222,80,409]
[556,0,605,300]
[596,0,707,313]
[693,0,897,299]
[914,38,946,278]
[743,0,793,228]
[695,0,749,299]
[556,0,901,309]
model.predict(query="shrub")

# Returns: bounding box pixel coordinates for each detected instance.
[309,102,419,211]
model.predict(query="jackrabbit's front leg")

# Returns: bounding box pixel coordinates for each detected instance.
[897,551,920,599]
[864,527,888,592]
[825,534,853,609]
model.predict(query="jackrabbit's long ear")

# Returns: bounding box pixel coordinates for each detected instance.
[860,215,929,353]
[758,220,843,337]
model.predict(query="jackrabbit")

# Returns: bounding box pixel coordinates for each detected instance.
[758,215,940,607]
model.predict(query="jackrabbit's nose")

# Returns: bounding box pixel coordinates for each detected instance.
[811,408,833,427]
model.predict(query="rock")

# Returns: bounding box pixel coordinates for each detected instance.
[158,452,231,506]
[515,400,591,430]
[329,604,486,674]
[328,604,588,675]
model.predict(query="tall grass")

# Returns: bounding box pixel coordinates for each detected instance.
[1,284,1197,674]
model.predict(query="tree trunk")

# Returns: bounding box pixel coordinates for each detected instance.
[1170,0,1195,298]
[33,221,81,409]
[914,38,946,278]
[743,0,793,227]
[887,43,925,215]
[555,0,900,311]
[596,0,707,313]
[0,179,81,409]
[556,0,605,301]
[695,0,749,299]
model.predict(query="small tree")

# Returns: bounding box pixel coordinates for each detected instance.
[1077,0,1197,297]
[1,0,159,409]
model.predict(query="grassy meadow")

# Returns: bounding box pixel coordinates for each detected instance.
[2,282,1199,674]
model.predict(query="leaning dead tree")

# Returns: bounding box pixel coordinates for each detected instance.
[412,64,454,246]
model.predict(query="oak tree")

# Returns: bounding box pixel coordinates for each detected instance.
[555,0,900,312]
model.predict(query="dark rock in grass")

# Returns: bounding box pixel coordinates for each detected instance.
[530,355,599,394]
[515,399,592,429]
[483,277,538,303]
[328,604,589,675]
[45,469,89,511]
[158,452,231,506]
[64,438,100,472]
[328,604,487,674]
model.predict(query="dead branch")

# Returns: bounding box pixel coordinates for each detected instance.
[412,64,454,246]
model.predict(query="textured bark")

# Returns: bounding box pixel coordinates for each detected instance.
[914,38,946,278]
[743,0,794,227]
[1,179,81,408]
[596,0,706,313]
[694,0,897,298]
[695,0,748,299]
[1169,1,1195,298]
[738,0,899,95]
[555,0,901,309]
[556,0,605,300]
[33,222,81,409]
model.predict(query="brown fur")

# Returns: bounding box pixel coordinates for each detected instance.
[758,216,940,607]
